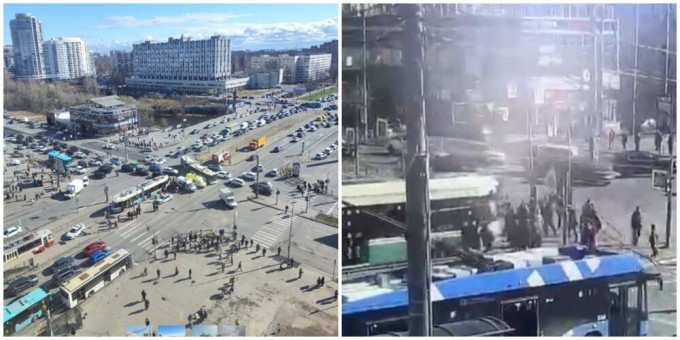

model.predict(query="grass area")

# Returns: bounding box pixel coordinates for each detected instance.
[315,213,338,228]
[298,86,338,101]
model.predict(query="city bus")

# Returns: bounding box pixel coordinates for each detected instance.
[342,173,500,266]
[342,247,661,337]
[3,288,51,335]
[3,229,55,264]
[109,186,144,213]
[139,175,169,200]
[59,248,133,308]
[180,156,217,184]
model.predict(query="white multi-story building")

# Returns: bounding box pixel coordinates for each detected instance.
[9,13,46,80]
[245,69,283,89]
[250,53,331,83]
[250,54,299,83]
[296,54,332,83]
[42,37,95,80]
[126,35,248,94]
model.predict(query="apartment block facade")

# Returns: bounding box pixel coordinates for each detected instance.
[42,37,95,80]
[9,13,46,80]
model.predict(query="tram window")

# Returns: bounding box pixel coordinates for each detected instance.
[627,286,639,310]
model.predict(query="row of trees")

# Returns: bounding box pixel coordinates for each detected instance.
[3,72,100,113]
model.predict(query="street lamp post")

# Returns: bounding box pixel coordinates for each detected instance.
[255,155,260,199]
[286,201,296,259]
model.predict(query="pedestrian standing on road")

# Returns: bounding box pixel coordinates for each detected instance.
[649,224,659,258]
[262,248,266,257]
[277,246,281,256]
[321,276,325,286]
[621,132,628,150]
[237,261,242,271]
[189,268,192,279]
[145,318,150,327]
[156,269,161,279]
[141,289,146,302]
[173,250,177,260]
[250,239,253,248]
[164,250,168,259]
[298,267,303,279]
[285,205,289,215]
[634,132,641,151]
[222,262,225,272]
[145,299,150,310]
[256,244,260,253]
[631,206,642,246]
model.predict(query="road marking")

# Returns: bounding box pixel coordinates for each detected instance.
[128,230,149,243]
[649,315,677,327]
[137,234,155,248]
[325,201,338,215]
[251,214,291,249]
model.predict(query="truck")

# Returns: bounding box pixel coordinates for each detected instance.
[219,188,238,209]
[212,151,231,164]
[64,179,84,199]
[250,137,266,151]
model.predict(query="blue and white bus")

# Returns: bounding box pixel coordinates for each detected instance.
[342,246,661,336]
[3,288,51,335]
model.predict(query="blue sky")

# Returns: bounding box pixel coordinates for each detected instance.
[4,4,338,53]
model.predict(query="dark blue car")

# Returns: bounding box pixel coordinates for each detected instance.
[90,248,112,264]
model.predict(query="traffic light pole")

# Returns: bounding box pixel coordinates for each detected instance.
[399,4,432,337]
[664,146,674,248]
[255,155,260,199]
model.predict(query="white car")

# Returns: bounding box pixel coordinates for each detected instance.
[151,158,166,165]
[291,137,300,143]
[8,159,20,166]
[103,143,114,150]
[82,176,89,187]
[65,223,86,240]
[229,178,245,187]
[3,226,23,239]
[154,193,173,204]
[162,167,179,175]
[217,171,232,179]
[315,152,328,160]
[241,172,256,181]
[74,166,86,174]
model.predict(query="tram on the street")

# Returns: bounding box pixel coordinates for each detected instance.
[342,173,500,266]
[342,247,660,337]
[139,174,169,200]
[180,156,217,184]
[59,248,133,308]
[3,288,51,335]
[3,229,55,264]
[109,186,144,213]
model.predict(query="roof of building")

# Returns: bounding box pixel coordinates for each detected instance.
[89,96,127,108]
[342,246,647,315]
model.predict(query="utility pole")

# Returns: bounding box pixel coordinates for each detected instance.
[286,201,296,259]
[398,4,432,337]
[632,4,640,140]
[591,9,603,163]
[563,109,573,245]
[664,147,674,248]
[362,13,369,142]
[527,106,536,202]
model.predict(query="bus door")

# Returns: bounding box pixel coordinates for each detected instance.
[608,283,642,336]
[501,297,539,336]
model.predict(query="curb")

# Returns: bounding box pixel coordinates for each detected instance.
[248,197,338,229]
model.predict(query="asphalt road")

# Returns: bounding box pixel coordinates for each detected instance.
[3,92,340,305]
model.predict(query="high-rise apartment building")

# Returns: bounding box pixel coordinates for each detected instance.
[9,13,46,80]
[110,50,134,75]
[250,53,331,83]
[42,37,95,80]
[4,45,15,75]
[296,54,332,83]
[126,35,248,94]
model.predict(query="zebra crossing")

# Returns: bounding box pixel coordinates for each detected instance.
[251,213,291,249]
[116,222,163,254]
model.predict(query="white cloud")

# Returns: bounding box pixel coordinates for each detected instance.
[95,12,250,29]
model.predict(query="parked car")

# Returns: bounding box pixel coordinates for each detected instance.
[253,165,264,172]
[266,169,278,177]
[74,166,86,174]
[229,178,245,187]
[162,167,179,175]
[242,172,256,181]
[83,241,107,257]
[65,223,86,240]
[135,168,150,176]
[217,171,232,179]
[121,163,135,172]
[50,256,75,274]
[99,164,114,174]
[6,274,39,296]
[111,158,122,166]
[82,176,89,187]
[8,159,21,166]
[208,163,222,172]
[4,226,23,239]
[103,143,115,150]
[53,265,82,285]
[88,159,102,167]
[141,147,153,152]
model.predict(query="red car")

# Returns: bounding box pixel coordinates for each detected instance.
[83,241,107,257]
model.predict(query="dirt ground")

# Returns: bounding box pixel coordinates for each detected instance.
[7,110,48,123]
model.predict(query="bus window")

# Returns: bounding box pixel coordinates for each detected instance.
[626,285,641,336]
